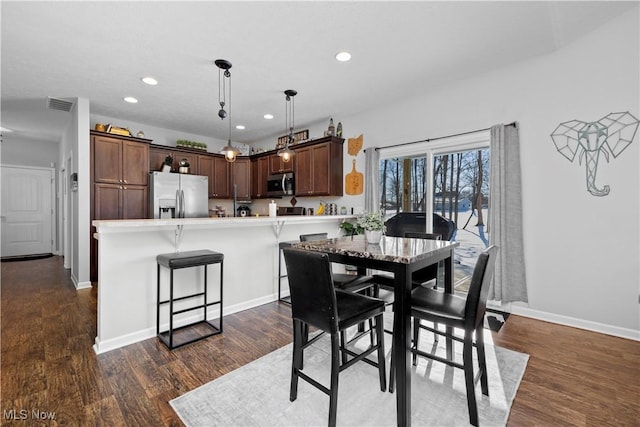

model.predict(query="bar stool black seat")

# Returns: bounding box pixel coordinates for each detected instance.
[157,249,224,349]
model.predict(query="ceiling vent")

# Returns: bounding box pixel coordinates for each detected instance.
[46,97,74,112]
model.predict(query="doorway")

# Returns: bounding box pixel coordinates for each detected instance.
[1,165,55,258]
[378,131,491,295]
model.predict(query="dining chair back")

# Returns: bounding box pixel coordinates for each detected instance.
[299,233,376,293]
[299,232,329,242]
[283,248,387,427]
[286,247,338,334]
[404,232,441,286]
[408,245,499,426]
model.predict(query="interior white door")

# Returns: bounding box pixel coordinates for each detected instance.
[1,165,53,257]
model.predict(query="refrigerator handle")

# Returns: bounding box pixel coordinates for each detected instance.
[180,189,186,218]
[175,189,181,218]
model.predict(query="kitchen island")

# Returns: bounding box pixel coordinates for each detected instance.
[92,215,355,353]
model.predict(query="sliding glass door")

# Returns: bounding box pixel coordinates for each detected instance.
[378,132,490,294]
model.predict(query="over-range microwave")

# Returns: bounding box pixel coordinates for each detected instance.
[267,172,295,197]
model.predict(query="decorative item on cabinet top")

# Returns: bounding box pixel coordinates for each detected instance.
[235,143,250,156]
[106,124,132,136]
[276,129,309,149]
[177,139,208,151]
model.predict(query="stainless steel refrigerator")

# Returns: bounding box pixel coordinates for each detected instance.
[149,172,209,219]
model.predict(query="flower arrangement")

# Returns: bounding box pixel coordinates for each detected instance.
[356,211,386,232]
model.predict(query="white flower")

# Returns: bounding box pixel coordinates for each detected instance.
[356,211,386,232]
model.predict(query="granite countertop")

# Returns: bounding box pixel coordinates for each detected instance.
[93,214,356,233]
[291,235,459,264]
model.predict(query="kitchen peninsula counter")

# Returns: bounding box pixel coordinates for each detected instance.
[92,215,355,353]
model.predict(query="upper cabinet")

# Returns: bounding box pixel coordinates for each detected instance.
[94,135,149,186]
[198,154,230,199]
[251,155,270,199]
[232,158,251,200]
[269,153,294,174]
[149,145,199,175]
[148,136,344,200]
[293,136,343,197]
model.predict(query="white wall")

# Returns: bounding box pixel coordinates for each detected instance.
[1,136,59,167]
[298,8,638,336]
[61,97,91,289]
[90,113,227,151]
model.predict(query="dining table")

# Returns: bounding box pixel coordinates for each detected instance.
[291,234,459,427]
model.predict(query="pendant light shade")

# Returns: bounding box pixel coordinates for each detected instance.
[278,89,297,163]
[215,59,240,163]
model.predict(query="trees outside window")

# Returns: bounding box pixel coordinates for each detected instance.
[378,135,490,294]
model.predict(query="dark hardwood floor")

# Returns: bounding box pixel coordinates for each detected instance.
[1,256,638,426]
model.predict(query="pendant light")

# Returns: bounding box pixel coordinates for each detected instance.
[278,89,297,163]
[215,59,240,163]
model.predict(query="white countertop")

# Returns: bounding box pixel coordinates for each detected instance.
[93,214,357,233]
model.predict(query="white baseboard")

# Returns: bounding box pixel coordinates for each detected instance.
[76,280,91,290]
[509,305,639,341]
[93,293,282,354]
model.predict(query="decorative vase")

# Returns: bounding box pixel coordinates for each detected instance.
[365,230,383,245]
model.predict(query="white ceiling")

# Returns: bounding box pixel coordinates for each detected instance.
[1,1,635,145]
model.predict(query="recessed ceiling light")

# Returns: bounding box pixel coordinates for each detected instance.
[141,77,158,85]
[236,125,245,130]
[263,114,274,120]
[123,97,138,104]
[335,51,352,62]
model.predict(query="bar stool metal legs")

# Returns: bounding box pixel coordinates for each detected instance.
[157,249,224,349]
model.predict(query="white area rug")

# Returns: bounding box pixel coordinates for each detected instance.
[171,312,528,426]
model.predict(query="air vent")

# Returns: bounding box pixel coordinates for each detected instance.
[46,97,74,112]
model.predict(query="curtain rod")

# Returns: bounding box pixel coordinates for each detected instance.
[373,121,517,151]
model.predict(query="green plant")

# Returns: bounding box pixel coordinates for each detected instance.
[356,211,386,232]
[339,221,362,236]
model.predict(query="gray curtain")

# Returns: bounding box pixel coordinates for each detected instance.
[488,123,528,303]
[364,148,380,213]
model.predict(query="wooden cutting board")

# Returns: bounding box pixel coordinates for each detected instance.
[347,134,363,156]
[345,159,363,195]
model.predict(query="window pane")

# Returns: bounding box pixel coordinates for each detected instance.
[378,147,490,295]
[433,148,490,294]
[379,156,427,217]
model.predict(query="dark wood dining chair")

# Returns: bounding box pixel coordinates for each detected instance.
[283,248,387,427]
[391,245,498,426]
[299,233,376,293]
[371,232,442,295]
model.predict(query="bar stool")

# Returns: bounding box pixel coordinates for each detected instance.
[156,249,224,349]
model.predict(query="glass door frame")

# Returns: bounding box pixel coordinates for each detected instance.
[378,130,491,232]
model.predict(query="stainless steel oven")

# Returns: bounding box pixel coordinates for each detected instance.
[267,172,295,197]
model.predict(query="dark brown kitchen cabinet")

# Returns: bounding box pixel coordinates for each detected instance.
[251,155,270,199]
[90,131,151,281]
[232,158,251,200]
[269,153,294,174]
[94,183,148,220]
[94,135,148,186]
[293,137,343,196]
[150,145,199,175]
[198,154,230,198]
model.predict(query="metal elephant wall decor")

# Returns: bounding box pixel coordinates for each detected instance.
[551,111,639,197]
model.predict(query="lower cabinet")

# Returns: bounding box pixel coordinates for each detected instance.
[94,184,148,220]
[91,183,148,280]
